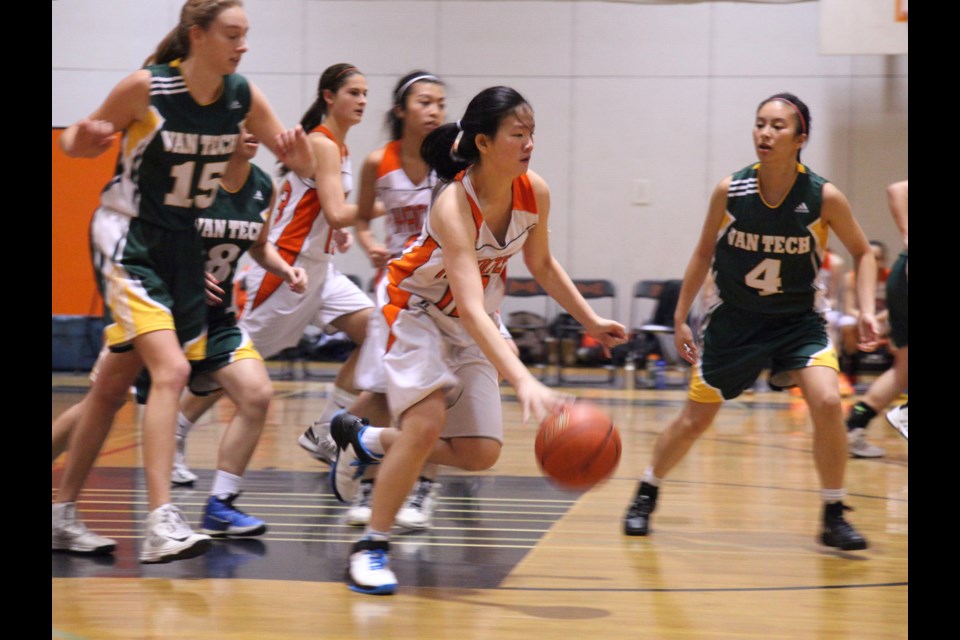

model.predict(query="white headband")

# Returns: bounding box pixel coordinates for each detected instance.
[394,74,440,103]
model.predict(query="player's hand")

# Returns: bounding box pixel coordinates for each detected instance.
[204,271,225,306]
[515,376,571,424]
[367,244,392,268]
[856,312,880,352]
[286,267,308,294]
[585,318,627,357]
[275,125,315,179]
[71,119,116,157]
[333,228,353,253]
[675,323,698,364]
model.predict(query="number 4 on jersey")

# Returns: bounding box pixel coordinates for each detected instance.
[744,258,782,296]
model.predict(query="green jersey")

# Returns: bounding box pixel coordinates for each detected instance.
[195,163,275,321]
[711,163,830,315]
[99,60,251,231]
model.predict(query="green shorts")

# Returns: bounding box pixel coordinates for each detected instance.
[885,251,908,349]
[133,309,262,403]
[93,212,207,361]
[688,303,838,402]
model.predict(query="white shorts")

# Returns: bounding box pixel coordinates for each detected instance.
[240,257,373,360]
[355,278,512,395]
[383,303,504,443]
[354,277,390,393]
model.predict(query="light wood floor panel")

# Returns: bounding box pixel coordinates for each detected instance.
[52,369,908,639]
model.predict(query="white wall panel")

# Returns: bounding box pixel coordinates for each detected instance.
[438,1,574,77]
[573,1,712,76]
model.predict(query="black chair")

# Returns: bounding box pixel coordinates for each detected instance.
[503,277,553,381]
[628,279,688,388]
[554,279,618,386]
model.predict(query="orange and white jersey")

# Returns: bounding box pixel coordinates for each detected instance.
[385,170,539,322]
[266,125,352,264]
[375,140,438,259]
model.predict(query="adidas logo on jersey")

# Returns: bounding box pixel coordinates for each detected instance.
[254,190,264,201]
[230,100,243,110]
[794,202,810,213]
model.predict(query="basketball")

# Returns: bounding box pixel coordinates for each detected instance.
[535,402,621,490]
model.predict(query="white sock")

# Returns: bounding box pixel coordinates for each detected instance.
[642,467,662,487]
[362,527,390,542]
[176,412,194,439]
[314,387,360,428]
[360,426,385,457]
[822,488,846,503]
[211,470,242,500]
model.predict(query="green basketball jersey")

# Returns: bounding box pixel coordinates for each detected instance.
[100,60,251,231]
[711,163,830,315]
[195,163,274,319]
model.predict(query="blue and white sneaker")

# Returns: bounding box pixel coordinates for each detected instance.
[199,493,267,537]
[330,410,382,504]
[347,538,397,595]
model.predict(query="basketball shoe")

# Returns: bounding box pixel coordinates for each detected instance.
[52,502,117,555]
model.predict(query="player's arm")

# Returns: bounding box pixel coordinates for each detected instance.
[433,186,559,423]
[247,183,307,293]
[823,182,878,350]
[669,177,729,363]
[521,172,625,351]
[244,83,315,180]
[59,70,151,158]
[354,150,391,267]
[311,133,358,229]
[886,180,908,248]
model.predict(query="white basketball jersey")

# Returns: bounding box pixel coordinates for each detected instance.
[267,125,352,262]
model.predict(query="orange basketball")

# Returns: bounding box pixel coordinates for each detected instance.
[535,401,621,490]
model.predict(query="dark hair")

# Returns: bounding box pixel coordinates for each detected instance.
[299,63,363,132]
[757,92,812,162]
[279,63,362,176]
[148,0,244,66]
[421,86,532,181]
[387,70,444,141]
[869,239,888,260]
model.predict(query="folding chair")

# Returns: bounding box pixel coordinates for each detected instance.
[554,279,618,386]
[628,279,688,388]
[503,277,553,382]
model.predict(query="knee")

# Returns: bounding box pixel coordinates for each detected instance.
[453,438,502,471]
[234,380,273,415]
[808,389,842,416]
[149,360,191,393]
[404,419,445,451]
[457,444,501,471]
[676,409,713,437]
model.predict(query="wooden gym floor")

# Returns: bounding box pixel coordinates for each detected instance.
[52,364,908,639]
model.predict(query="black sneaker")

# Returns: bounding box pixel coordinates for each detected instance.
[623,482,658,536]
[820,502,868,551]
[329,410,381,504]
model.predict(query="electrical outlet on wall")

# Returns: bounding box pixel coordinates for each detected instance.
[631,179,652,205]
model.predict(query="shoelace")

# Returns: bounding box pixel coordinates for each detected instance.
[160,506,193,537]
[408,482,432,509]
[367,549,388,570]
[626,496,653,517]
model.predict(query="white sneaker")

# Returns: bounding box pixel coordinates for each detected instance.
[346,480,374,526]
[139,503,212,564]
[347,538,397,595]
[52,503,116,555]
[298,420,339,465]
[171,436,198,485]
[848,428,886,458]
[885,404,908,440]
[395,479,440,530]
